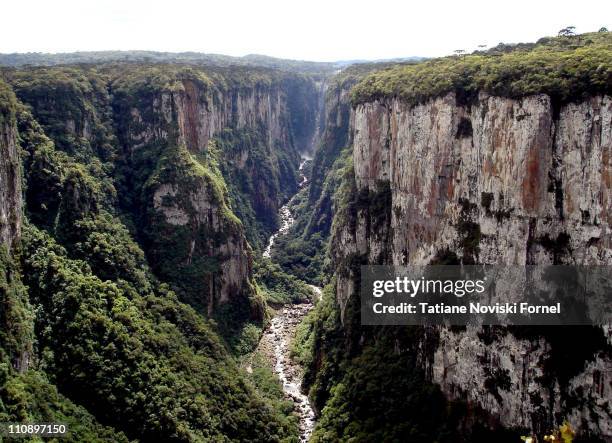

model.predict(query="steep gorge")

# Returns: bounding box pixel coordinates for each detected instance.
[333,91,611,436]
[6,65,325,320]
[302,33,612,442]
[268,65,380,284]
[1,31,611,443]
[0,63,327,442]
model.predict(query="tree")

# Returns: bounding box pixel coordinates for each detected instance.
[558,26,576,37]
[599,26,609,32]
[454,49,466,57]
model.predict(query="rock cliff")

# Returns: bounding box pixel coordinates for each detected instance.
[0,64,325,441]
[0,81,32,374]
[110,67,320,314]
[0,83,22,252]
[7,65,322,318]
[331,91,612,437]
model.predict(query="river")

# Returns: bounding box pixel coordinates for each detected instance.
[262,160,306,258]
[260,159,319,442]
[257,303,317,442]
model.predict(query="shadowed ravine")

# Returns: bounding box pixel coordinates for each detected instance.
[260,159,320,442]
[262,160,307,258]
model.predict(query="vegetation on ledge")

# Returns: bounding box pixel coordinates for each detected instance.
[254,257,313,305]
[0,65,312,441]
[352,31,612,106]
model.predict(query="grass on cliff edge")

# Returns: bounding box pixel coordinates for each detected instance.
[351,31,612,106]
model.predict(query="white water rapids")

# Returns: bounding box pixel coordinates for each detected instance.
[260,159,320,442]
[262,159,306,258]
[268,304,317,442]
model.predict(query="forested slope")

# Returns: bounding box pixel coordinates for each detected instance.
[0,62,324,441]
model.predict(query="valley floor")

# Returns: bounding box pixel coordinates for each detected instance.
[252,302,318,442]
[253,158,321,442]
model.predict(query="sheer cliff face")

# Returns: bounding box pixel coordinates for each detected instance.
[305,79,356,239]
[120,80,274,312]
[116,75,310,313]
[167,78,300,222]
[7,67,319,318]
[0,90,22,252]
[309,81,354,202]
[351,93,611,267]
[334,92,612,435]
[0,84,32,374]
[125,79,293,153]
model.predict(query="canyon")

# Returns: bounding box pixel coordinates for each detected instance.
[1,31,611,442]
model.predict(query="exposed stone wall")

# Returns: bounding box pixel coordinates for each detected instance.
[0,94,22,252]
[117,76,309,315]
[333,92,612,436]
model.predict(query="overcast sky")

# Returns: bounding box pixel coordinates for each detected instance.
[2,0,610,61]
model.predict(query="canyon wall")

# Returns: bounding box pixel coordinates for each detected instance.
[268,67,385,285]
[332,91,612,437]
[0,82,32,374]
[122,77,294,155]
[7,66,322,318]
[0,66,323,441]
[307,76,355,232]
[112,70,319,314]
[115,75,282,314]
[0,83,22,252]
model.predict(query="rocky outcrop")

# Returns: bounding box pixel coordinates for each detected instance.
[174,80,292,154]
[8,66,322,318]
[0,85,22,252]
[351,93,611,266]
[112,69,321,315]
[0,82,32,374]
[333,92,612,437]
[122,78,288,151]
[148,173,252,315]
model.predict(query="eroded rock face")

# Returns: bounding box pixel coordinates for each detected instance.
[351,93,611,267]
[309,79,355,206]
[334,92,612,436]
[117,77,308,316]
[151,180,252,311]
[174,80,292,153]
[0,86,32,374]
[0,98,22,252]
[123,79,293,154]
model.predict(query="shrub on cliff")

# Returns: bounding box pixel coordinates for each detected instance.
[352,32,612,106]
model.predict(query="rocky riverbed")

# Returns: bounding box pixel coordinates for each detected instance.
[263,204,294,258]
[256,302,317,442]
[258,158,320,442]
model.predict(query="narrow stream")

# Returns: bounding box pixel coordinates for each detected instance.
[262,160,305,258]
[260,159,319,442]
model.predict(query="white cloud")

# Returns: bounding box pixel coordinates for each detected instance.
[1,0,610,60]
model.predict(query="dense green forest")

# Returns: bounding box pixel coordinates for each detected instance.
[0,61,321,441]
[0,51,336,77]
